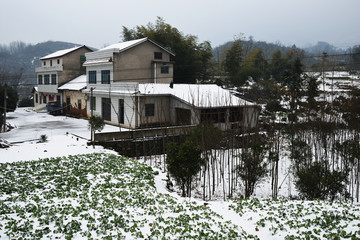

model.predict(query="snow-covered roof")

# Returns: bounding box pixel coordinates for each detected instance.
[41,46,85,60]
[139,83,255,108]
[83,57,112,66]
[97,38,175,56]
[58,75,87,91]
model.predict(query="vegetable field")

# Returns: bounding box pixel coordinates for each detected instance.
[0,153,359,239]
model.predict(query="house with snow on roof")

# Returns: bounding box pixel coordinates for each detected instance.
[58,75,87,118]
[34,45,92,112]
[83,38,259,130]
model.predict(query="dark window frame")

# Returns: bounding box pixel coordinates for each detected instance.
[89,71,97,84]
[38,75,43,85]
[161,66,169,74]
[78,99,82,110]
[44,74,50,85]
[119,99,124,124]
[145,103,155,117]
[51,74,57,85]
[154,52,163,60]
[101,70,110,84]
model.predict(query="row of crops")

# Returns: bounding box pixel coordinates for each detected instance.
[0,153,359,239]
[0,153,250,239]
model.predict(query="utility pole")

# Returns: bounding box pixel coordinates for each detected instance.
[3,84,7,132]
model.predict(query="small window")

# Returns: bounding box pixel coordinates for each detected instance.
[161,66,169,74]
[154,52,162,60]
[44,74,50,85]
[101,70,110,84]
[80,56,86,67]
[89,71,97,84]
[90,96,96,111]
[38,75,43,85]
[78,99,82,110]
[43,61,46,66]
[50,60,53,66]
[57,59,60,64]
[145,104,155,117]
[51,74,57,85]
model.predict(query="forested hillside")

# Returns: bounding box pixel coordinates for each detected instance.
[0,41,92,98]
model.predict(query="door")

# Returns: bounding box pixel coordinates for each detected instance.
[66,97,71,113]
[102,98,111,121]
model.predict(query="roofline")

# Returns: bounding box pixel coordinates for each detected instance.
[41,45,93,60]
[146,38,175,56]
[109,37,175,56]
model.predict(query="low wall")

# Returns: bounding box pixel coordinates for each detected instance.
[94,125,197,142]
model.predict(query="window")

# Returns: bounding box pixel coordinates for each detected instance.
[50,60,53,66]
[80,56,86,67]
[119,99,124,124]
[51,74,57,85]
[38,75,43,85]
[35,94,38,103]
[57,59,60,64]
[78,99,82,110]
[145,104,155,117]
[89,71,97,84]
[44,74,50,85]
[43,61,46,66]
[90,97,96,111]
[49,95,55,101]
[43,95,47,103]
[101,70,110,84]
[154,52,163,60]
[161,66,169,74]
[200,108,226,123]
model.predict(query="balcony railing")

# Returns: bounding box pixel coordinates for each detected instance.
[35,65,63,73]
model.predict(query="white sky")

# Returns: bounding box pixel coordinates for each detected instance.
[1,0,359,49]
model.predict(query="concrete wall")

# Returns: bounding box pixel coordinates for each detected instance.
[59,47,91,86]
[113,41,173,84]
[63,90,87,118]
[139,95,171,127]
[88,92,137,128]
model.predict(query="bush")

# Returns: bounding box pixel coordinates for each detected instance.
[166,140,204,197]
[295,161,349,200]
[88,115,105,132]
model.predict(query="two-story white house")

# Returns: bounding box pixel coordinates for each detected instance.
[34,45,92,113]
[83,38,260,130]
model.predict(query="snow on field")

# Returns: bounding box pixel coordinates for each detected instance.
[1,108,360,239]
[0,108,118,163]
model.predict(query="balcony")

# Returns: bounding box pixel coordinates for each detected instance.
[35,65,63,73]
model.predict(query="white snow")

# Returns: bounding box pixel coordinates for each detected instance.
[58,75,87,91]
[0,108,118,163]
[40,46,84,60]
[98,38,148,52]
[139,83,255,107]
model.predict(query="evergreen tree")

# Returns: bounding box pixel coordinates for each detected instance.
[121,17,213,84]
[224,39,243,86]
[166,140,204,197]
[237,141,268,198]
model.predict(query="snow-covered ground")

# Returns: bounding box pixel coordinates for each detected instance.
[1,107,360,239]
[0,108,118,163]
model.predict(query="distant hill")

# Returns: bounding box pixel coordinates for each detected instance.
[0,41,96,99]
[213,40,347,61]
[303,41,345,55]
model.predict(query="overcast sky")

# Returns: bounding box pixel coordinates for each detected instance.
[1,0,359,50]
